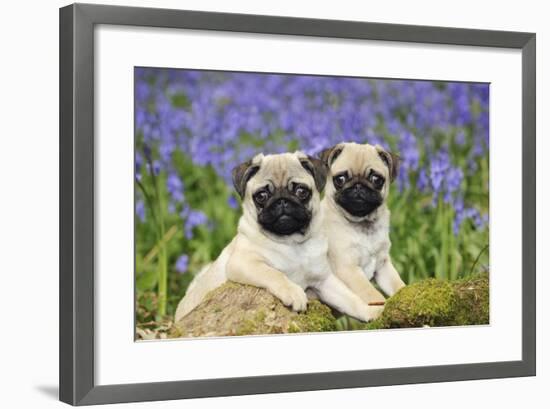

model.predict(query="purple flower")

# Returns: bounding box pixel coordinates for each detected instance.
[135,152,143,173]
[166,173,185,203]
[443,167,464,203]
[453,196,487,235]
[424,149,466,207]
[136,200,146,222]
[167,202,176,214]
[397,131,419,190]
[159,139,176,164]
[175,254,189,274]
[429,150,450,194]
[227,196,239,209]
[453,197,472,235]
[146,160,161,176]
[186,209,208,226]
[180,206,209,239]
[417,168,429,192]
[143,144,152,163]
[455,130,466,146]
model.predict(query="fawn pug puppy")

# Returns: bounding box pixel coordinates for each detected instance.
[174,151,382,323]
[320,142,406,306]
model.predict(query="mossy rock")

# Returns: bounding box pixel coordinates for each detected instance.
[171,273,489,338]
[171,281,336,338]
[365,273,489,329]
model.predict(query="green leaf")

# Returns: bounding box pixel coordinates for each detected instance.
[170,93,190,109]
[137,269,158,291]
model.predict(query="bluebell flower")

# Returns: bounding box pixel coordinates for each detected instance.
[397,131,419,191]
[135,152,143,174]
[227,196,239,209]
[453,197,467,235]
[429,150,450,195]
[443,167,463,203]
[175,254,189,274]
[455,130,466,146]
[180,206,209,239]
[417,168,429,192]
[453,196,487,235]
[166,173,185,203]
[186,209,208,227]
[136,200,146,222]
[145,160,161,176]
[143,143,152,163]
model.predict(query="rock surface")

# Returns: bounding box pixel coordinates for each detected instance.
[171,273,489,338]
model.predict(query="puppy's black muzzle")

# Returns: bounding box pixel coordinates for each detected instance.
[258,196,311,236]
[336,182,383,217]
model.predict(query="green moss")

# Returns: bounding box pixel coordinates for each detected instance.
[233,307,271,335]
[255,310,267,322]
[452,273,490,326]
[168,325,183,338]
[367,273,489,329]
[235,318,261,336]
[380,278,455,327]
[289,300,337,333]
[235,300,336,335]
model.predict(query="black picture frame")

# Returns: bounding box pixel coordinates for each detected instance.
[59,3,536,406]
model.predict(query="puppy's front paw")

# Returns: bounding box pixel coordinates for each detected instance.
[368,292,386,304]
[359,305,384,322]
[273,282,308,312]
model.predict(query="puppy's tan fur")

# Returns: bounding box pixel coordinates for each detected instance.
[320,142,406,306]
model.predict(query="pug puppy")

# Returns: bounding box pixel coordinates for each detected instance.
[319,142,406,306]
[174,151,382,323]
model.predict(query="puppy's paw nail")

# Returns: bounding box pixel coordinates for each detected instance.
[279,283,308,312]
[361,306,384,322]
[292,294,308,312]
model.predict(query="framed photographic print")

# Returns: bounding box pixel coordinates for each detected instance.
[59,3,536,406]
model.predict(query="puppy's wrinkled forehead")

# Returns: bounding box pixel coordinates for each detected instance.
[333,143,388,177]
[253,153,312,189]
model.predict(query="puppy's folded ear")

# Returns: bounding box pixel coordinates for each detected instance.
[376,146,400,182]
[232,160,260,198]
[300,156,328,192]
[319,144,344,168]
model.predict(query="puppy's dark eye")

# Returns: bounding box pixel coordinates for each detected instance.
[253,190,270,205]
[294,185,311,200]
[333,173,348,188]
[369,173,385,190]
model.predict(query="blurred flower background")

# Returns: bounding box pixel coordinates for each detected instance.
[135,67,489,332]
